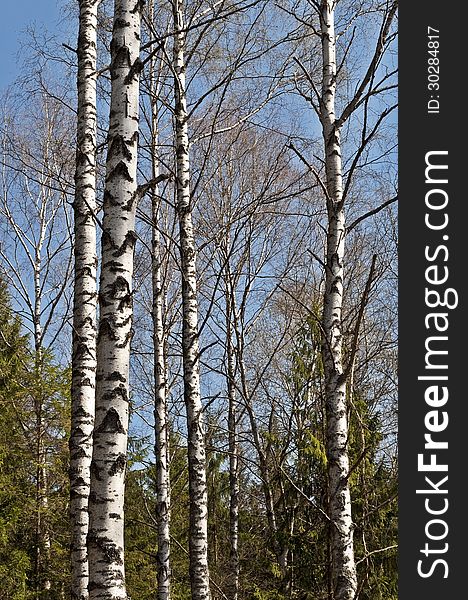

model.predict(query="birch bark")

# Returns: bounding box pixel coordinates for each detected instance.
[226,286,239,600]
[33,205,51,597]
[319,2,357,599]
[172,1,211,597]
[70,2,99,597]
[88,1,142,597]
[149,21,172,596]
[152,162,172,600]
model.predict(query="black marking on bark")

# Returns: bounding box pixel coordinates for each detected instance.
[90,460,103,481]
[110,41,130,74]
[107,160,133,182]
[108,134,133,162]
[73,341,93,360]
[114,18,131,30]
[102,384,129,404]
[72,404,92,419]
[88,491,106,505]
[70,487,88,500]
[76,265,96,280]
[97,318,118,342]
[117,293,132,312]
[87,533,123,565]
[103,259,125,273]
[109,453,126,476]
[119,314,132,329]
[116,329,133,349]
[96,407,125,434]
[124,57,143,84]
[331,284,342,294]
[109,512,121,519]
[103,189,120,207]
[101,230,116,251]
[113,230,137,257]
[71,447,87,461]
[109,275,130,298]
[106,371,127,382]
[131,0,145,14]
[72,476,88,489]
[70,426,86,439]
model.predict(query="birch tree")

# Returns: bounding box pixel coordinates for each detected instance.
[285,2,397,598]
[140,5,288,591]
[318,3,358,596]
[70,2,100,597]
[171,1,211,596]
[225,275,239,600]
[148,4,172,594]
[151,143,172,600]
[87,0,143,597]
[194,127,312,593]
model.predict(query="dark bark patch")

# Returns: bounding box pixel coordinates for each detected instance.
[103,189,119,207]
[108,134,132,162]
[96,407,125,434]
[117,293,132,312]
[70,487,87,500]
[124,57,143,84]
[107,160,133,183]
[116,329,133,349]
[87,533,123,565]
[102,384,129,404]
[90,460,103,481]
[81,377,94,388]
[73,341,93,360]
[112,230,137,257]
[109,275,130,298]
[98,290,113,308]
[106,371,127,382]
[114,18,131,30]
[97,318,118,342]
[72,404,92,419]
[109,453,126,476]
[70,426,86,439]
[104,259,125,273]
[131,0,145,14]
[71,476,88,489]
[70,447,87,461]
[88,491,106,505]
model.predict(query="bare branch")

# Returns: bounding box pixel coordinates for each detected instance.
[347,196,397,233]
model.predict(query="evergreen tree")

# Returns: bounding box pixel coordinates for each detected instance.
[0,279,32,597]
[0,280,72,599]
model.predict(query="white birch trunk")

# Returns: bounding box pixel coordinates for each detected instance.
[149,35,172,598]
[70,2,99,597]
[152,179,172,600]
[225,285,239,600]
[88,1,142,597]
[34,428,51,597]
[172,2,211,597]
[33,215,51,596]
[319,2,357,599]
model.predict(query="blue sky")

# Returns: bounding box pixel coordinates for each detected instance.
[0,1,63,89]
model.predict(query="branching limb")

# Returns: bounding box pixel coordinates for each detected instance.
[341,253,377,382]
[347,197,397,233]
